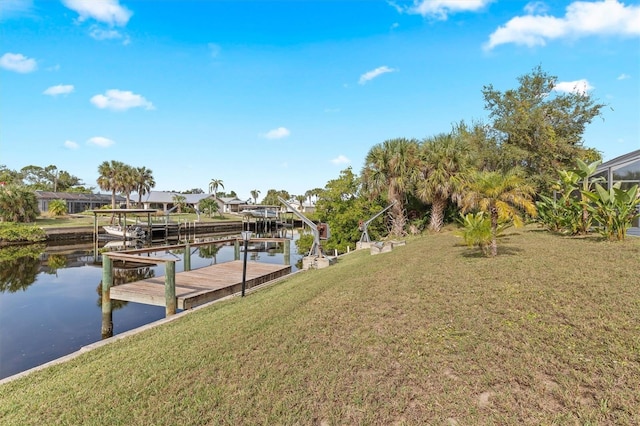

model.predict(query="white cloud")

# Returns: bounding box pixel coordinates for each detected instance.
[485,0,640,50]
[554,79,593,95]
[62,0,132,26]
[331,155,350,165]
[90,27,121,40]
[262,127,291,140]
[524,1,549,15]
[402,0,492,20]
[87,136,115,148]
[43,84,74,96]
[617,73,630,80]
[0,52,37,73]
[64,140,79,149]
[90,89,154,111]
[359,66,397,85]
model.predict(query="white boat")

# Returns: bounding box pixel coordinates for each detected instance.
[103,225,146,239]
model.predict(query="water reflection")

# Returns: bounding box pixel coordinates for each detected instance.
[0,232,302,379]
[0,245,44,293]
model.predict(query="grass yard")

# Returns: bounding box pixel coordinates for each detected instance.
[1,229,639,424]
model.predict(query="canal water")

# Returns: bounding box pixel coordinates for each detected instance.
[0,233,302,380]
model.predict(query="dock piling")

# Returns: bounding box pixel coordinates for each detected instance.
[165,261,177,316]
[101,255,113,338]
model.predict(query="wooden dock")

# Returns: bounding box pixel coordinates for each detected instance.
[109,261,291,310]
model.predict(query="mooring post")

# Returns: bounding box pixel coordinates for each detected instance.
[184,242,191,271]
[165,261,176,316]
[234,239,240,260]
[284,239,290,266]
[101,255,113,338]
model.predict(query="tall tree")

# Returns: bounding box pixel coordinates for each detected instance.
[250,189,261,204]
[0,165,22,186]
[262,189,290,206]
[134,166,156,207]
[20,165,82,192]
[208,179,224,195]
[97,160,126,209]
[295,194,306,209]
[461,168,537,257]
[361,138,420,236]
[482,66,605,191]
[315,168,385,253]
[416,133,471,232]
[118,165,136,209]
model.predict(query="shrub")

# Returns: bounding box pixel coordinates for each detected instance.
[48,199,68,216]
[0,185,39,222]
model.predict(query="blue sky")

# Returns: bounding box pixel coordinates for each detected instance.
[1,0,639,200]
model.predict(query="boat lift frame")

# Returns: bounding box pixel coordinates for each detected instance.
[359,201,396,243]
[278,196,324,258]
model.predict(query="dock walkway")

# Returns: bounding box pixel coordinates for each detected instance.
[110,260,291,310]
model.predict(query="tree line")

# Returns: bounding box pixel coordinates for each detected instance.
[3,67,638,254]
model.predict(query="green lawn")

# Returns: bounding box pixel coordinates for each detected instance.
[1,229,639,424]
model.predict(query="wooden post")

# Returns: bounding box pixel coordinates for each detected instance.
[165,261,176,316]
[284,239,290,266]
[234,239,240,260]
[184,242,191,271]
[101,255,113,338]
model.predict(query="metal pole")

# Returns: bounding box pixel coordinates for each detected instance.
[242,238,248,297]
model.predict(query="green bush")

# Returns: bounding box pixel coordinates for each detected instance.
[0,222,47,243]
[48,199,68,216]
[0,185,39,222]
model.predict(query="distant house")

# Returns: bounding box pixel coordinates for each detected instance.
[283,199,316,214]
[140,191,217,212]
[35,191,127,214]
[218,196,246,213]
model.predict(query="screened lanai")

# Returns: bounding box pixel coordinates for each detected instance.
[594,149,640,231]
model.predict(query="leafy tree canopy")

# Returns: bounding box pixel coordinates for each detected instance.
[482,65,605,191]
[315,167,386,253]
[261,189,290,206]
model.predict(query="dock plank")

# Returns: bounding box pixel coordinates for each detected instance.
[110,260,291,309]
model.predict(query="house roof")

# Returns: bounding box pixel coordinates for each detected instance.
[35,191,126,202]
[219,197,244,205]
[597,149,640,171]
[141,191,215,204]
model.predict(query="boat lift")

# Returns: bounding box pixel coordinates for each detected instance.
[278,196,327,257]
[359,201,396,243]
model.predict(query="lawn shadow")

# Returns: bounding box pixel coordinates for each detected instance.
[459,245,524,258]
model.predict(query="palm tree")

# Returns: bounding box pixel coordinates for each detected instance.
[118,164,136,209]
[135,166,156,207]
[460,168,537,256]
[295,194,306,211]
[172,194,187,214]
[361,138,421,236]
[416,133,470,232]
[209,179,224,196]
[199,198,219,218]
[97,160,125,209]
[250,189,261,204]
